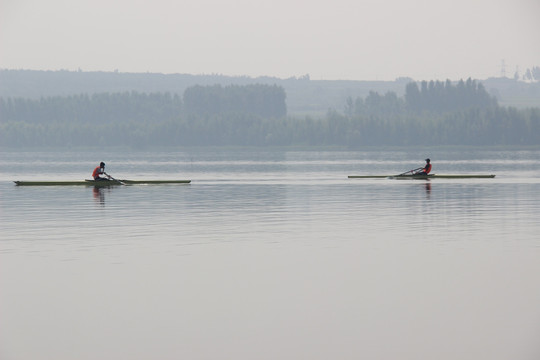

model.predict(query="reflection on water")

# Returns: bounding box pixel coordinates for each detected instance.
[424,181,432,198]
[92,186,106,205]
[1,149,540,360]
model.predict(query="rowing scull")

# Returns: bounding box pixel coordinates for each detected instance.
[348,174,495,179]
[14,179,191,186]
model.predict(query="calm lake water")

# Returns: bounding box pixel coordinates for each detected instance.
[1,148,540,360]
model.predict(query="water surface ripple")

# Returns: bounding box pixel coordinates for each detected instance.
[1,148,540,360]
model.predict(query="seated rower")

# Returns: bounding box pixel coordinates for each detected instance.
[415,158,432,175]
[92,162,111,181]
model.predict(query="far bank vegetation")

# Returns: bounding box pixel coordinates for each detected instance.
[1,80,539,148]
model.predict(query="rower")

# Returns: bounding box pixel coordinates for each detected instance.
[92,162,110,181]
[415,158,432,175]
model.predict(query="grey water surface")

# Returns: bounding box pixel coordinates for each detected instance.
[1,148,539,360]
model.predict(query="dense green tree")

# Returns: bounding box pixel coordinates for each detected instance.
[1,80,539,148]
[400,78,497,113]
[532,66,540,81]
[0,91,182,124]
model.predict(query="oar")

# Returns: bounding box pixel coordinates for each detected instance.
[396,167,423,176]
[106,174,127,185]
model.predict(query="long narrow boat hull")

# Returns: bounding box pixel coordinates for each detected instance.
[14,179,191,186]
[348,174,495,179]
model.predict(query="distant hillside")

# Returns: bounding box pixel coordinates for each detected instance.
[1,69,539,114]
[482,77,540,108]
[0,70,409,114]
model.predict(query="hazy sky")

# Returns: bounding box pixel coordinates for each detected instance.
[1,0,539,81]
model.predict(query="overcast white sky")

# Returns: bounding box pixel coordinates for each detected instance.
[1,0,539,81]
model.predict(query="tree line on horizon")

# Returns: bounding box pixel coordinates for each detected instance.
[517,66,540,82]
[1,80,539,148]
[345,78,498,116]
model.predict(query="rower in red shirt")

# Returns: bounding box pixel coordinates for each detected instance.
[92,162,110,181]
[415,158,432,175]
